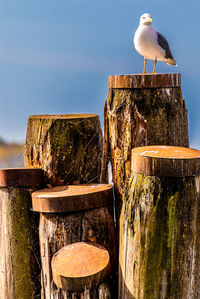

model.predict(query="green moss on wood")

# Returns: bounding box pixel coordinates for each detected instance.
[6,187,40,298]
[121,174,200,298]
[25,116,103,186]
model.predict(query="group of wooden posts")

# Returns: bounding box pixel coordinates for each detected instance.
[0,73,200,299]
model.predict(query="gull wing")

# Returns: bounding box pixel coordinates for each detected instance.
[157,31,174,60]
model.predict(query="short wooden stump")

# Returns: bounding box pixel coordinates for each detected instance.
[32,184,116,298]
[52,242,110,291]
[25,114,103,186]
[119,146,200,299]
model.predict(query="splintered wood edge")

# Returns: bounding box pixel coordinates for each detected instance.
[31,184,113,213]
[131,146,200,177]
[51,242,110,291]
[28,114,99,120]
[0,168,44,187]
[108,73,181,89]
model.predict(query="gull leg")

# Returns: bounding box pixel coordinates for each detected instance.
[152,58,157,74]
[143,58,147,74]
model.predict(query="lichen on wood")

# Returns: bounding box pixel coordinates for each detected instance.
[119,173,200,298]
[25,114,103,186]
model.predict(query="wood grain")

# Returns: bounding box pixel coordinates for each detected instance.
[0,169,43,299]
[24,114,103,186]
[108,73,181,89]
[52,242,110,291]
[39,206,116,298]
[102,76,189,225]
[119,173,200,298]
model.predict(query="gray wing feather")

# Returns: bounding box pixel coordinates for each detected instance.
[157,32,174,60]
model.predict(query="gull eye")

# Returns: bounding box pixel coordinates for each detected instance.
[142,16,145,19]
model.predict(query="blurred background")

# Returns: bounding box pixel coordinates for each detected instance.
[0,0,199,167]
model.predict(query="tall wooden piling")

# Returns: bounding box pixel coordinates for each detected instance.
[24,114,103,186]
[119,146,200,298]
[102,74,189,211]
[0,168,43,299]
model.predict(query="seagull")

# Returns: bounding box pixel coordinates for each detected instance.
[134,13,177,74]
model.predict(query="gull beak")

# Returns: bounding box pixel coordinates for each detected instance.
[146,18,152,23]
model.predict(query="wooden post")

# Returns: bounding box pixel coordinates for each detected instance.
[102,74,189,211]
[51,242,111,292]
[119,146,200,298]
[32,184,117,298]
[24,114,103,186]
[0,168,43,299]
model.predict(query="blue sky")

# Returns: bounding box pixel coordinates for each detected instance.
[0,0,199,149]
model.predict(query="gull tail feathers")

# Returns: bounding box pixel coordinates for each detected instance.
[167,58,177,66]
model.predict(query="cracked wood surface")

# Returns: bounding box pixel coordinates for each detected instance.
[119,175,200,299]
[102,75,189,209]
[39,206,116,299]
[24,114,103,186]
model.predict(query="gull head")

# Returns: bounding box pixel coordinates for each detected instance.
[140,13,152,26]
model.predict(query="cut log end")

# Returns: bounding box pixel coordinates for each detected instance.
[0,168,43,187]
[32,184,113,213]
[51,242,111,291]
[108,73,181,89]
[132,146,200,177]
[133,145,200,158]
[28,113,99,120]
[0,170,43,298]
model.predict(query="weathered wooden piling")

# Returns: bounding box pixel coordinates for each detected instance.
[24,114,103,186]
[0,168,43,299]
[32,184,117,298]
[119,146,200,298]
[102,74,189,211]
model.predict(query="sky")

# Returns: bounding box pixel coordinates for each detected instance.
[0,0,199,149]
